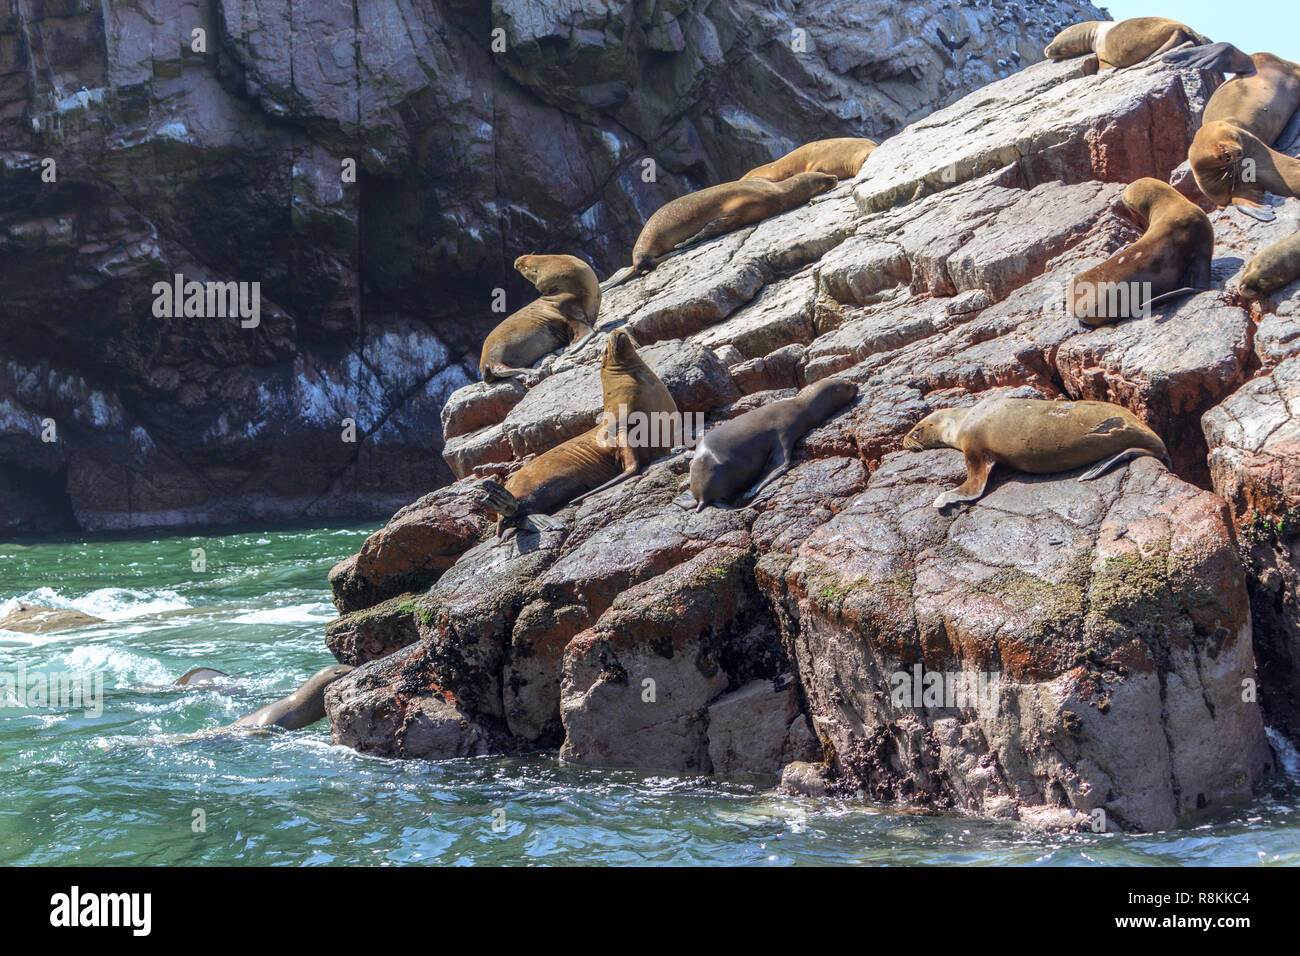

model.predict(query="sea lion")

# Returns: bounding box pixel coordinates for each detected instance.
[902,396,1169,509]
[227,664,354,731]
[1166,46,1300,146]
[1068,178,1213,325]
[742,139,878,182]
[1044,18,1208,70]
[1187,121,1300,219]
[675,378,858,511]
[175,667,232,686]
[623,172,838,276]
[1237,232,1300,299]
[479,329,680,536]
[479,254,600,381]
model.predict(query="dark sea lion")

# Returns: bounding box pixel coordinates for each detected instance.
[175,667,232,686]
[1188,121,1300,219]
[742,139,878,183]
[675,378,858,511]
[479,329,680,536]
[1237,232,1300,299]
[479,254,600,381]
[228,664,354,731]
[902,396,1169,509]
[624,172,838,276]
[1068,178,1213,325]
[1044,18,1208,69]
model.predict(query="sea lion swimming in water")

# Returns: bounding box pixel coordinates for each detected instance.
[742,139,878,183]
[226,664,354,731]
[1044,17,1208,70]
[479,329,680,536]
[1237,231,1300,300]
[902,396,1169,509]
[479,254,601,381]
[1164,45,1300,220]
[604,172,838,288]
[1068,178,1214,325]
[674,378,858,511]
[175,667,234,687]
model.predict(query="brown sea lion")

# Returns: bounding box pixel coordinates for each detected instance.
[479,329,680,536]
[625,172,838,275]
[175,667,232,687]
[1237,232,1300,299]
[1068,178,1213,325]
[1166,46,1300,145]
[742,138,878,182]
[228,664,354,731]
[675,378,858,511]
[479,254,600,381]
[1044,18,1208,70]
[1188,121,1300,220]
[903,396,1169,509]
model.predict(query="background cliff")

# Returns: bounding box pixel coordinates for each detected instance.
[0,0,1104,534]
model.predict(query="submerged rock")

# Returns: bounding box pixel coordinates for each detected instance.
[0,605,104,634]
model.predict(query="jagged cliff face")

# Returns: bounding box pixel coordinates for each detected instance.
[322,52,1300,832]
[0,0,1103,533]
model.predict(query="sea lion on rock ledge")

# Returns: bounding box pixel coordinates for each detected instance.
[612,172,838,282]
[479,254,600,382]
[675,378,858,511]
[903,396,1169,509]
[1068,178,1213,325]
[742,138,878,183]
[1044,17,1208,70]
[1237,232,1300,300]
[479,330,680,536]
[1187,121,1300,220]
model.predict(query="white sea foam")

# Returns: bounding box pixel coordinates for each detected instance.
[229,602,333,625]
[1,587,190,623]
[1267,727,1300,779]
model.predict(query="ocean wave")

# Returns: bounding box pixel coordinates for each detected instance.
[228,602,334,625]
[1,587,190,622]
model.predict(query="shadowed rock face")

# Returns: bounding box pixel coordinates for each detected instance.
[320,47,1300,831]
[0,0,1099,533]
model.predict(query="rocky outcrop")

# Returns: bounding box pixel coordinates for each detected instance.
[0,0,1099,534]
[321,39,1300,830]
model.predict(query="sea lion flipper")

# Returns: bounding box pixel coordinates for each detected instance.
[675,217,737,250]
[933,450,995,509]
[1146,286,1199,310]
[1231,197,1277,222]
[519,514,561,534]
[739,454,792,503]
[672,490,698,510]
[1162,41,1255,76]
[1077,448,1161,481]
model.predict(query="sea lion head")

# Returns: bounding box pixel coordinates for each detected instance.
[1236,264,1268,300]
[515,253,598,300]
[803,378,859,419]
[1118,177,1177,226]
[903,408,964,451]
[789,170,839,199]
[601,328,642,369]
[1043,21,1099,60]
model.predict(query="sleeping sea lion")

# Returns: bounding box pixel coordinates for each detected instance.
[228,664,354,731]
[742,139,878,182]
[1045,18,1208,70]
[902,396,1169,509]
[479,329,680,536]
[675,378,858,511]
[479,254,600,381]
[1237,232,1300,299]
[1068,178,1213,324]
[621,172,838,278]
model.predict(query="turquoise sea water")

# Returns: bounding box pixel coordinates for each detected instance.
[1,525,1298,866]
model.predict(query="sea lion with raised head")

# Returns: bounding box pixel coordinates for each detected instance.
[675,378,858,511]
[1237,232,1300,299]
[1045,18,1208,70]
[228,664,355,731]
[1068,178,1213,325]
[742,139,878,183]
[1187,121,1300,219]
[479,254,600,381]
[620,172,838,278]
[903,396,1169,509]
[479,329,680,536]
